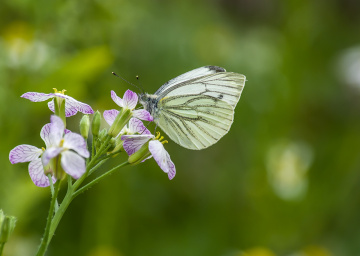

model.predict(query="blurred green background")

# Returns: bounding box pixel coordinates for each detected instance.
[1,0,360,255]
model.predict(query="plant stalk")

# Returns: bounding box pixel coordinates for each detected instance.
[36,180,61,256]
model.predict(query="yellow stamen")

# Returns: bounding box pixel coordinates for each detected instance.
[59,139,65,147]
[41,147,46,151]
[154,132,167,143]
[52,88,67,94]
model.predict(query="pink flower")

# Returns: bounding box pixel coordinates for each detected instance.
[121,134,176,180]
[9,116,90,186]
[21,90,94,117]
[105,90,153,138]
[41,116,90,179]
[109,90,153,121]
[9,124,57,187]
[103,110,151,136]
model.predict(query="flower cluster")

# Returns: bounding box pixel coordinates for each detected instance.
[9,88,177,188]
[9,115,89,186]
[104,89,176,180]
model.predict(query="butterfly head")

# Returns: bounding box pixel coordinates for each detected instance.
[139,93,158,118]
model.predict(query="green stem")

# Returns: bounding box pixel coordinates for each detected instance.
[88,159,108,175]
[94,149,122,163]
[36,180,61,256]
[85,141,89,165]
[91,136,96,159]
[49,175,55,196]
[48,174,59,213]
[67,175,72,190]
[47,135,112,245]
[0,243,4,256]
[47,159,112,244]
[73,161,129,198]
[71,136,112,190]
[47,189,73,246]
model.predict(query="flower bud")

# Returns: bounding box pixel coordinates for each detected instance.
[98,128,107,142]
[0,210,17,244]
[112,135,125,153]
[108,109,132,137]
[96,128,108,151]
[107,136,124,157]
[107,138,116,152]
[91,111,101,137]
[128,141,152,165]
[80,115,90,140]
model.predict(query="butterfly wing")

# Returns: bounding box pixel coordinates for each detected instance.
[155,71,246,150]
[155,66,226,95]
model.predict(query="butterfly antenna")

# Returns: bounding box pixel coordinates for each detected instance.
[136,75,145,94]
[112,72,143,93]
[140,121,152,135]
[153,123,158,134]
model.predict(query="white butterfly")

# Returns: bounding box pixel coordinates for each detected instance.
[139,66,246,150]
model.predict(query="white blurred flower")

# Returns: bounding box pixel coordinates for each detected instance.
[337,46,360,90]
[5,38,49,70]
[266,140,313,201]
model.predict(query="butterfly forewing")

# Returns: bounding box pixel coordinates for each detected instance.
[156,72,245,107]
[155,66,226,95]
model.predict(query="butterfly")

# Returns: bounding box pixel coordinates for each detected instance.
[139,66,246,150]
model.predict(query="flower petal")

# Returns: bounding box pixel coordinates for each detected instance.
[48,100,55,113]
[29,158,56,187]
[123,90,138,109]
[65,98,93,117]
[141,155,153,163]
[61,151,86,179]
[111,90,124,107]
[49,115,64,146]
[21,92,54,102]
[50,94,94,117]
[40,123,71,148]
[40,123,52,147]
[121,134,154,155]
[128,118,151,135]
[63,100,79,117]
[103,109,120,126]
[63,132,90,158]
[149,140,176,180]
[132,109,153,122]
[41,122,69,148]
[42,147,62,166]
[9,145,42,164]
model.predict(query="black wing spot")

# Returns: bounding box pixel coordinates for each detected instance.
[218,94,223,99]
[205,66,226,73]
